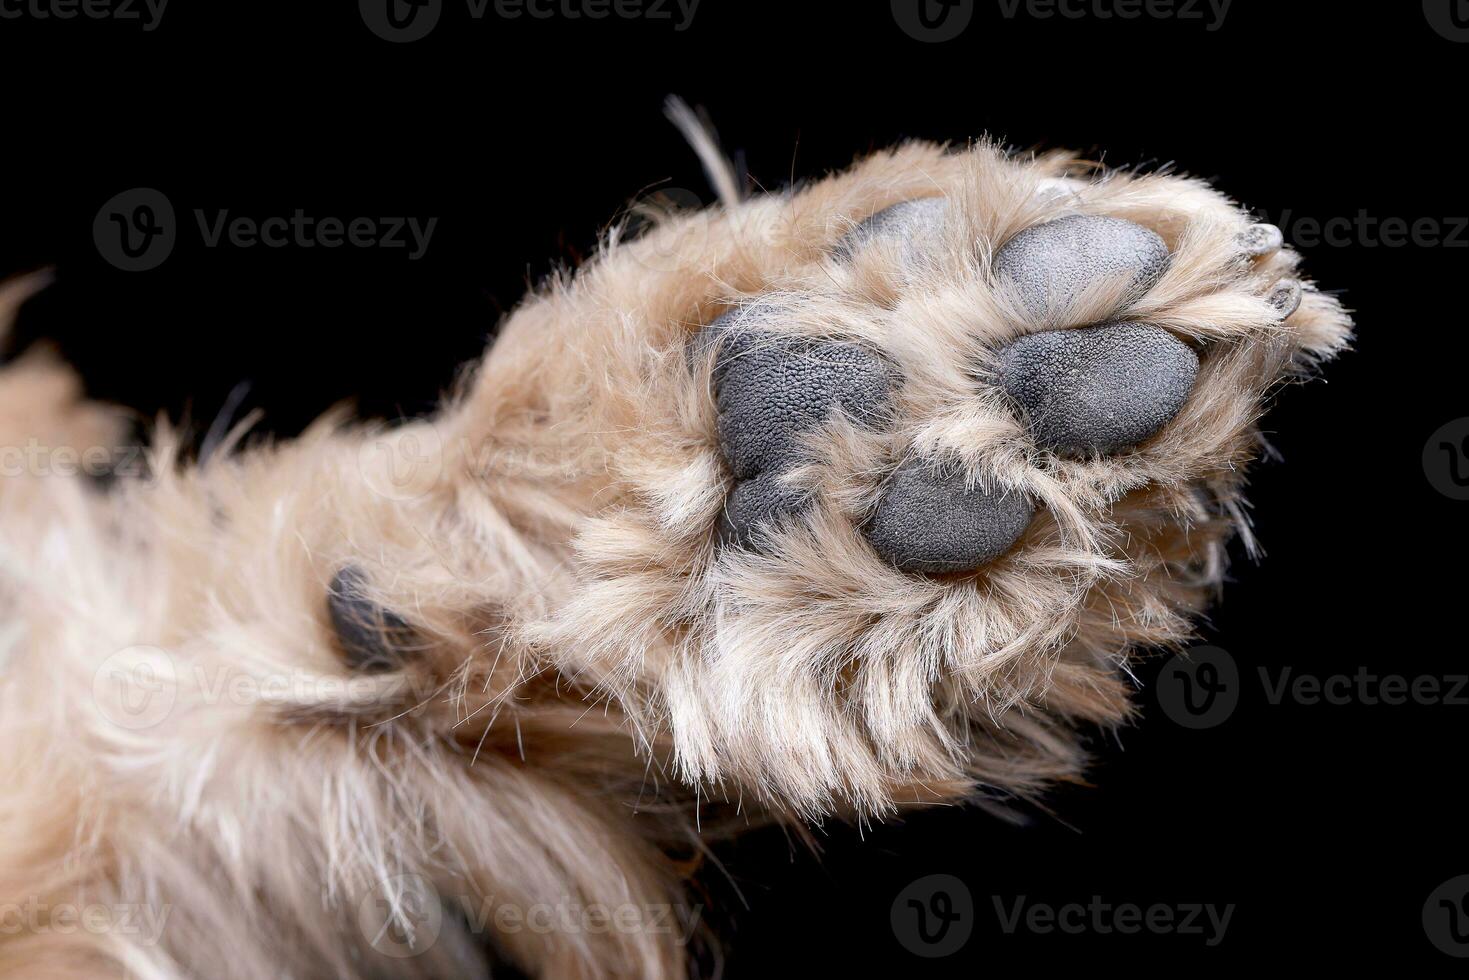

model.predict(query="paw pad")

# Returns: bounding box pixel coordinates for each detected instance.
[863,461,1035,574]
[696,207,1214,574]
[994,214,1170,318]
[698,308,892,542]
[996,321,1199,456]
[834,197,949,262]
[327,567,418,672]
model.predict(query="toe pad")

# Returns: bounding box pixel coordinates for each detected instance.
[834,197,950,262]
[994,214,1170,319]
[720,470,809,546]
[696,308,894,542]
[997,322,1199,455]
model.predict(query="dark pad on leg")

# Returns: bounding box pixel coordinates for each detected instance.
[327,567,419,672]
[864,462,1035,574]
[692,308,895,544]
[994,214,1170,319]
[996,322,1199,455]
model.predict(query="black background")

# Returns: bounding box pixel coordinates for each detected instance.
[2,0,1464,974]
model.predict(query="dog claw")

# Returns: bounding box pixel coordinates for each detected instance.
[1267,278,1303,318]
[1240,222,1284,259]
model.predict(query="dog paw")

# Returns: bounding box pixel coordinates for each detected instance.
[524,142,1352,814]
[694,207,1304,578]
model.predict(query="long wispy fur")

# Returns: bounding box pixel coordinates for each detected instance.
[0,140,1351,978]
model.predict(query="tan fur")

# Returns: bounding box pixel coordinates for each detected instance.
[0,141,1351,978]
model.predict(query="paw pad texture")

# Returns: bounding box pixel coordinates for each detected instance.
[864,462,1035,574]
[996,322,1199,455]
[994,214,1170,318]
[834,197,949,262]
[699,310,892,542]
[720,471,809,545]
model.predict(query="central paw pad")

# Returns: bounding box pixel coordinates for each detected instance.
[863,461,1036,574]
[695,204,1287,576]
[698,308,893,543]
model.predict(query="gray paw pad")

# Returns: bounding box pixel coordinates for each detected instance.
[720,470,810,545]
[327,567,419,672]
[697,309,893,540]
[834,197,949,261]
[994,214,1170,318]
[711,327,892,478]
[996,322,1199,455]
[864,462,1035,574]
